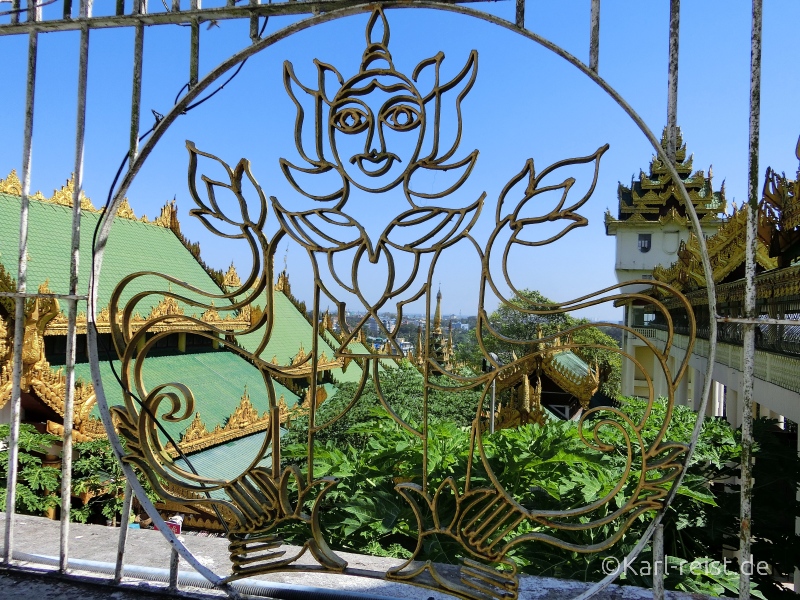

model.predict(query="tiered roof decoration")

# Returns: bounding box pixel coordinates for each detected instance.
[0,171,249,335]
[652,202,777,293]
[648,136,800,297]
[606,127,727,227]
[761,137,800,267]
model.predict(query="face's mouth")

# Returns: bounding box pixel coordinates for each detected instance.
[350,150,401,177]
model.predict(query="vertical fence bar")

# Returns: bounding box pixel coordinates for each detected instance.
[3,1,39,566]
[11,0,20,25]
[114,483,134,583]
[589,0,600,73]
[168,547,180,591]
[190,0,200,89]
[59,1,91,573]
[249,0,260,42]
[666,0,680,162]
[514,0,524,28]
[653,524,665,600]
[740,2,762,599]
[130,1,145,163]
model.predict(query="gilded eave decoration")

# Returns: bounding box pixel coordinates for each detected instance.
[0,169,180,225]
[675,262,800,308]
[652,202,777,293]
[101,10,695,600]
[0,282,103,441]
[761,136,800,264]
[169,389,307,456]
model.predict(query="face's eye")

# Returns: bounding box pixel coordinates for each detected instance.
[381,104,421,132]
[332,107,370,134]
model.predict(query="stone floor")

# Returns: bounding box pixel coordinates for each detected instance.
[0,514,706,599]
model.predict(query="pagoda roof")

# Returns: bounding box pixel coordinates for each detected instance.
[609,127,727,226]
[236,289,369,384]
[0,184,246,333]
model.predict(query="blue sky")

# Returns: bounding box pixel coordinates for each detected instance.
[0,1,798,322]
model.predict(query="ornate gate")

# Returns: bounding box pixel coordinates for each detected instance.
[1,1,767,599]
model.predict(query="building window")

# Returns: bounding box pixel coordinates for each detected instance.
[638,233,651,253]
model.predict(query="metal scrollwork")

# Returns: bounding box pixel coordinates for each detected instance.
[106,8,695,599]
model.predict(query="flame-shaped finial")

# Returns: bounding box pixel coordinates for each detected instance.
[360,8,393,71]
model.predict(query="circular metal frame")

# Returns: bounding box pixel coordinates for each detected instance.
[87,3,719,597]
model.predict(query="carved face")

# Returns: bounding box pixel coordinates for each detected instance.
[328,71,424,192]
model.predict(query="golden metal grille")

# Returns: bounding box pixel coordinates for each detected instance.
[105,9,695,599]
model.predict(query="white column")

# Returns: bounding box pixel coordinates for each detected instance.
[693,367,704,412]
[676,362,690,407]
[706,381,724,418]
[726,388,739,429]
[622,306,635,397]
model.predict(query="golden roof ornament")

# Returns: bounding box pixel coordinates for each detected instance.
[181,413,209,443]
[225,386,260,430]
[760,135,800,266]
[291,342,306,365]
[116,198,137,220]
[47,174,96,211]
[0,169,22,195]
[275,269,291,294]
[201,300,221,322]
[148,295,184,319]
[153,197,179,229]
[320,309,333,332]
[223,262,242,288]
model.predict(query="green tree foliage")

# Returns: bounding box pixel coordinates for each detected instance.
[281,376,795,598]
[1,424,156,524]
[284,362,483,449]
[0,424,61,515]
[455,289,622,397]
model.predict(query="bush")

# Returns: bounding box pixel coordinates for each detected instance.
[280,388,787,598]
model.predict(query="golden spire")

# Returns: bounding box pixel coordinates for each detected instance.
[433,286,442,334]
[416,324,423,364]
[275,269,291,294]
[321,309,333,332]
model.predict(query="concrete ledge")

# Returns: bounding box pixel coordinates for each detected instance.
[1,514,706,599]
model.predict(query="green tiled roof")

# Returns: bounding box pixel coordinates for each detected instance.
[174,430,273,481]
[551,351,591,379]
[0,193,225,316]
[73,351,299,441]
[236,291,366,384]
